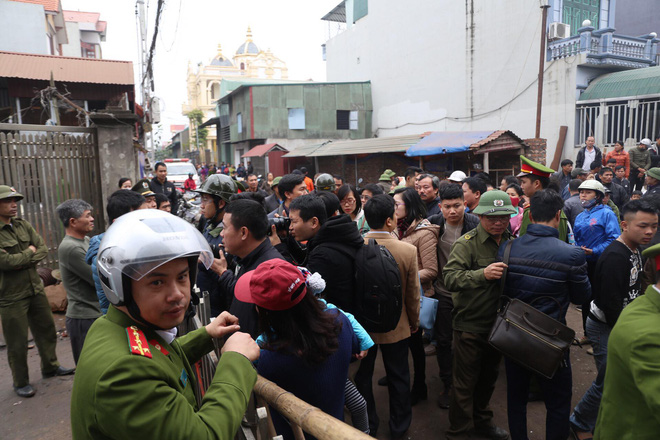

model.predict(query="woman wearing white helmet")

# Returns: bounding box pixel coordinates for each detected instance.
[70,209,259,440]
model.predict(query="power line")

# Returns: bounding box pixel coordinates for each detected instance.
[142,0,165,92]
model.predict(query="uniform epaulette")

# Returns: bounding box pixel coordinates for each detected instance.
[126,325,152,358]
[463,229,478,241]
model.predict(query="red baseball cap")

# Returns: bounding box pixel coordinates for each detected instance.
[235,259,307,311]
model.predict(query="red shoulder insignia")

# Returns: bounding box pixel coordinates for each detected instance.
[126,326,152,358]
[148,339,169,356]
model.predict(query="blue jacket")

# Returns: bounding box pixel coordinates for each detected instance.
[573,204,621,262]
[497,224,591,323]
[85,233,108,314]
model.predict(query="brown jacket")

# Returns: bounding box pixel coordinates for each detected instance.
[365,232,420,344]
[400,218,440,297]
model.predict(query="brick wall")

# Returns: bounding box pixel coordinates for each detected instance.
[523,138,547,165]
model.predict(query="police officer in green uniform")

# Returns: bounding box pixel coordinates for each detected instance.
[71,209,259,440]
[0,185,74,397]
[517,155,570,242]
[314,173,337,193]
[443,190,516,440]
[594,242,660,439]
[194,174,238,316]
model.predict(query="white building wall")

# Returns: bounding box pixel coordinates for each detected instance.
[61,22,81,57]
[325,0,583,163]
[0,0,48,54]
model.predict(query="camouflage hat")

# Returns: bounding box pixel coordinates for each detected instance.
[472,190,518,216]
[647,167,660,180]
[132,179,156,197]
[0,185,24,201]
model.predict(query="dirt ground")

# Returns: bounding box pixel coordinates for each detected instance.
[0,308,594,440]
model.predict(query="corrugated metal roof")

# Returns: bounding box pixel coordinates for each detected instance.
[9,0,60,13]
[578,66,660,102]
[308,134,426,157]
[242,143,287,158]
[283,142,327,158]
[0,51,134,85]
[321,1,346,22]
[406,131,525,156]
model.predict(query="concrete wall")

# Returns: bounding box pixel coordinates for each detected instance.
[614,0,660,54]
[228,83,373,143]
[0,1,48,54]
[61,22,81,58]
[324,0,587,166]
[91,113,139,225]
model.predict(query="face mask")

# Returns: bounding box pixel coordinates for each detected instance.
[509,196,520,208]
[581,198,598,209]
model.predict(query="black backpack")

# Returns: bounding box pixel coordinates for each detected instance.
[331,239,402,333]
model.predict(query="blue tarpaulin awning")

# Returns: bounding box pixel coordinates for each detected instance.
[405,131,496,157]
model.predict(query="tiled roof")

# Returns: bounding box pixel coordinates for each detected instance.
[0,51,134,85]
[8,0,60,13]
[63,10,99,22]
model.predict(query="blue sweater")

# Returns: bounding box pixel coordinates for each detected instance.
[84,233,107,314]
[257,310,359,439]
[573,204,620,262]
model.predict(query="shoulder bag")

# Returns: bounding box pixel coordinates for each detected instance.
[487,240,576,379]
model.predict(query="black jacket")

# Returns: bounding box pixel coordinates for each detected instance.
[563,194,584,226]
[150,178,178,215]
[427,211,479,236]
[602,181,629,213]
[306,214,364,314]
[263,193,281,213]
[225,240,285,338]
[425,197,442,217]
[575,145,603,169]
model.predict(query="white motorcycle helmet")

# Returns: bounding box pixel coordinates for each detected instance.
[97,209,213,312]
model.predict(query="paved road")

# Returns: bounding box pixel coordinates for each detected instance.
[0,308,595,440]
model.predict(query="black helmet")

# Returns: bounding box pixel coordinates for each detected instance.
[195,174,238,202]
[314,173,336,192]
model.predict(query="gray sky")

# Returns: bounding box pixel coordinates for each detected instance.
[62,0,341,141]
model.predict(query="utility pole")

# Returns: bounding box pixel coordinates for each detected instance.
[535,1,550,139]
[136,0,152,156]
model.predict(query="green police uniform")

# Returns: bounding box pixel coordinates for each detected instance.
[517,155,570,242]
[442,191,515,439]
[71,306,257,440]
[444,223,512,333]
[0,186,60,388]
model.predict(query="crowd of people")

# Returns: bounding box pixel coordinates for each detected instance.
[3,138,660,439]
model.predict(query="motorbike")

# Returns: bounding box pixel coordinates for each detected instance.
[178,190,202,227]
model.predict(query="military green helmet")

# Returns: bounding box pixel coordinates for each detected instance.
[195,174,238,202]
[314,173,336,192]
[472,190,518,216]
[0,185,24,201]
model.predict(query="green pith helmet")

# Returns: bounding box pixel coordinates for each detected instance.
[0,185,24,201]
[314,173,336,192]
[379,169,396,182]
[271,176,282,187]
[472,190,518,216]
[132,179,156,197]
[578,179,606,196]
[647,167,660,180]
[195,173,238,202]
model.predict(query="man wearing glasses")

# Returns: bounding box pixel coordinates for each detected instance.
[442,190,517,440]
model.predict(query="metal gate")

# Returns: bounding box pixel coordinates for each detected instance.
[0,123,105,269]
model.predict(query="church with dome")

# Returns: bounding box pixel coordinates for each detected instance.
[182,27,290,157]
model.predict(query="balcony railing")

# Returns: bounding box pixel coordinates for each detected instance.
[549,25,659,68]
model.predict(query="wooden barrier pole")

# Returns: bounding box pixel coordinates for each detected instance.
[253,376,372,440]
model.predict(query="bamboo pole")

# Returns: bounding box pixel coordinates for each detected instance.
[253,376,372,440]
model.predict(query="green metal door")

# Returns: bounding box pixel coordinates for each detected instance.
[563,0,600,35]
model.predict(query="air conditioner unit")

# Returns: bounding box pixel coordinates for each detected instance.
[548,22,571,41]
